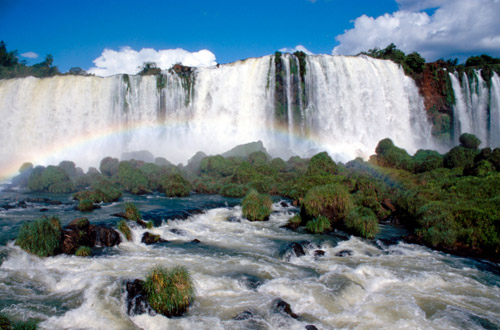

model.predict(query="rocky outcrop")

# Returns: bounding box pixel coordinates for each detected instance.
[141,232,168,245]
[125,279,154,316]
[60,218,121,254]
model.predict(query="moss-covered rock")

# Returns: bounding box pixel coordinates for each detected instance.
[242,189,272,221]
[373,138,414,171]
[116,161,150,195]
[16,217,62,257]
[413,149,444,173]
[99,157,119,177]
[305,152,337,176]
[459,133,481,149]
[117,220,132,241]
[77,199,95,212]
[144,266,195,317]
[75,246,92,257]
[444,146,478,169]
[124,202,141,221]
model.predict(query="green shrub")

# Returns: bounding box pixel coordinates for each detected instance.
[413,149,443,173]
[444,146,478,169]
[465,160,495,177]
[459,133,481,149]
[144,266,195,317]
[75,246,92,257]
[231,161,258,184]
[286,213,302,229]
[490,148,500,170]
[99,157,119,177]
[374,138,414,171]
[305,216,332,234]
[27,165,75,193]
[117,220,132,241]
[77,199,94,212]
[58,160,78,179]
[199,155,235,178]
[345,206,379,239]
[242,189,272,221]
[302,184,353,222]
[124,203,141,221]
[13,320,39,330]
[306,152,337,176]
[16,217,62,257]
[161,174,191,197]
[116,161,150,194]
[415,202,458,247]
[146,221,154,229]
[220,183,248,197]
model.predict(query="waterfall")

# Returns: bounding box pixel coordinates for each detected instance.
[0,54,433,177]
[449,70,500,147]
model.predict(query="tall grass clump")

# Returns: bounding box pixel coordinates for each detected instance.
[16,217,62,257]
[302,184,353,221]
[117,220,132,241]
[345,206,379,239]
[124,202,141,221]
[75,246,92,257]
[144,266,195,317]
[242,189,272,221]
[305,215,332,234]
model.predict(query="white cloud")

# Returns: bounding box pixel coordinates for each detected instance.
[88,47,217,77]
[20,51,38,59]
[279,45,315,55]
[332,0,500,61]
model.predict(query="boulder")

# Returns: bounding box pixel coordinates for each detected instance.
[141,232,168,245]
[125,279,154,316]
[273,298,298,319]
[335,249,353,257]
[233,310,254,321]
[89,225,121,247]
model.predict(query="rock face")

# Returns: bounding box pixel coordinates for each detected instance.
[125,279,154,316]
[60,218,121,254]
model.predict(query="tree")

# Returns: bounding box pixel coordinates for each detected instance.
[138,61,161,75]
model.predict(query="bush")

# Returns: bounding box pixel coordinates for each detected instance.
[413,149,443,173]
[286,213,302,229]
[242,189,272,221]
[459,133,481,149]
[444,146,478,169]
[220,183,248,197]
[374,138,414,171]
[416,202,458,247]
[124,203,141,221]
[117,220,132,241]
[75,246,92,257]
[16,217,62,257]
[161,174,191,197]
[100,157,119,177]
[345,206,379,239]
[27,165,75,193]
[305,216,332,234]
[306,152,337,176]
[144,266,195,317]
[302,184,353,222]
[77,199,95,212]
[116,161,150,195]
[199,155,235,178]
[465,160,495,177]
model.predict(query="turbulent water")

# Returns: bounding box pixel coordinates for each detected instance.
[0,192,499,329]
[0,55,433,177]
[449,71,500,147]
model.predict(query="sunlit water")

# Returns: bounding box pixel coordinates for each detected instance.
[0,190,499,330]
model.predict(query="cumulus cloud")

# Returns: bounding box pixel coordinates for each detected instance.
[279,45,315,55]
[332,0,500,61]
[20,51,38,59]
[88,47,217,77]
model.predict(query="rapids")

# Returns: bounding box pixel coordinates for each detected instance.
[0,191,499,329]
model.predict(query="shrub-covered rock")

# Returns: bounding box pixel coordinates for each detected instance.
[16,217,62,257]
[100,157,119,177]
[144,266,195,317]
[124,203,141,221]
[220,183,248,197]
[415,201,458,247]
[345,206,379,239]
[12,162,33,187]
[413,149,444,173]
[77,199,95,212]
[374,138,414,171]
[305,215,332,234]
[465,160,495,177]
[489,148,500,171]
[444,146,478,169]
[73,179,122,204]
[75,246,92,257]
[161,173,191,197]
[242,189,272,221]
[116,161,150,195]
[58,160,78,179]
[306,152,337,176]
[199,155,236,178]
[28,165,75,193]
[302,184,353,223]
[285,213,302,230]
[117,220,132,241]
[459,133,481,149]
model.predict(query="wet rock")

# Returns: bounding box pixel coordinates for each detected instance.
[273,298,298,319]
[141,232,167,245]
[290,242,306,257]
[125,279,154,316]
[39,208,49,212]
[61,218,92,254]
[314,250,325,257]
[89,225,121,247]
[233,310,253,321]
[17,201,27,208]
[191,239,201,244]
[1,204,14,210]
[280,201,289,208]
[335,249,353,257]
[305,325,318,330]
[170,228,187,236]
[281,242,308,261]
[292,200,299,206]
[382,198,396,212]
[227,216,240,223]
[236,274,263,290]
[24,197,62,205]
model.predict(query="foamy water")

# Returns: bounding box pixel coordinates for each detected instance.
[0,195,499,330]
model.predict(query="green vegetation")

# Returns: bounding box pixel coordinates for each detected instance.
[77,199,95,212]
[144,266,195,317]
[28,165,75,193]
[124,203,141,221]
[0,41,60,79]
[117,220,132,241]
[162,173,192,197]
[0,313,39,330]
[305,216,332,234]
[75,246,92,257]
[345,206,379,239]
[302,184,353,222]
[16,217,62,257]
[242,189,272,221]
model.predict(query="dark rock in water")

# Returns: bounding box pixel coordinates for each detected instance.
[273,298,298,319]
[125,279,154,316]
[89,225,121,247]
[235,274,263,290]
[24,197,62,205]
[281,242,309,261]
[39,208,49,212]
[191,239,201,244]
[314,250,325,257]
[141,232,167,245]
[290,242,306,257]
[227,216,240,223]
[280,201,289,208]
[233,310,254,321]
[335,249,353,257]
[170,228,187,236]
[1,204,14,210]
[17,201,27,208]
[305,325,319,330]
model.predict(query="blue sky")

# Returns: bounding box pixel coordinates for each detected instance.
[1,0,499,75]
